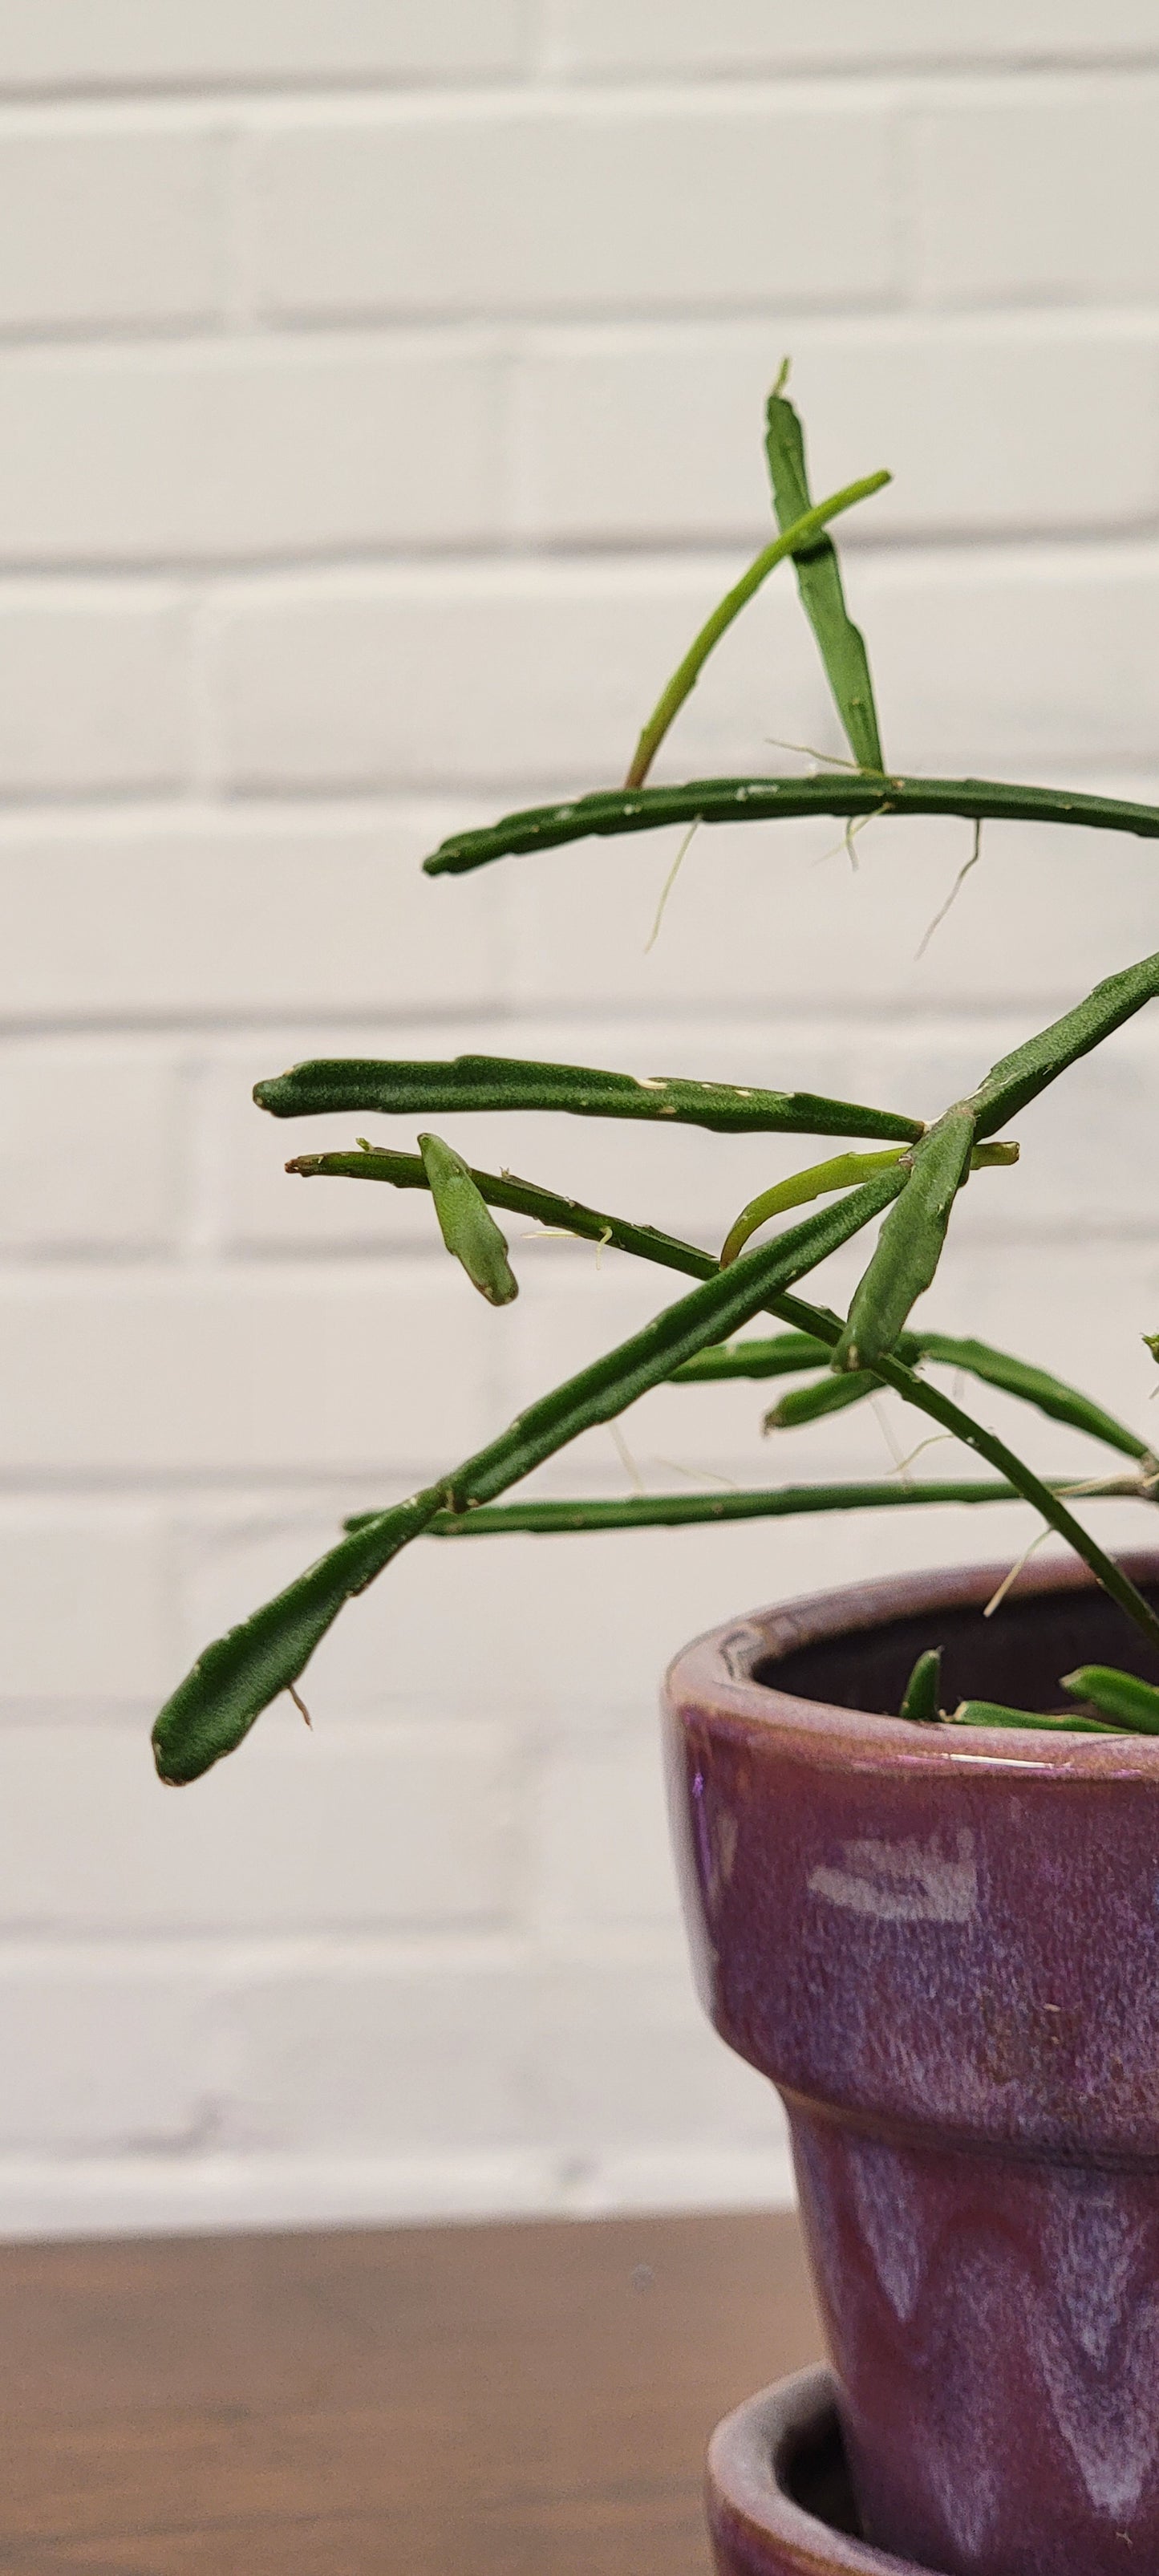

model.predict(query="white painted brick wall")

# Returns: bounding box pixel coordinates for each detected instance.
[0,1272,501,1480]
[544,4,1159,76]
[0,1723,519,1933]
[0,343,508,562]
[0,587,190,792]
[0,6,531,93]
[0,12,1157,2241]
[249,94,902,319]
[0,113,229,330]
[914,82,1159,305]
[0,812,505,1016]
[517,319,1159,543]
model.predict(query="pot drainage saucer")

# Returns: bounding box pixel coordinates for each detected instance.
[707,2363,933,2576]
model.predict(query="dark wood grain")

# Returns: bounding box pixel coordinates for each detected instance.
[0,2208,821,2574]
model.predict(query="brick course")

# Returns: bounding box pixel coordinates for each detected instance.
[0,18,1155,2238]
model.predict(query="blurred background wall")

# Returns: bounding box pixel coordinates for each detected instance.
[2,3,1159,2234]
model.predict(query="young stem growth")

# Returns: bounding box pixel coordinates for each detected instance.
[623,470,890,789]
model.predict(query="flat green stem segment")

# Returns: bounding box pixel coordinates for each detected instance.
[834,1110,975,1373]
[951,1701,1123,1735]
[280,1147,1159,1658]
[154,1166,905,1783]
[696,1322,1143,1462]
[871,1361,1159,1654]
[1061,1664,1159,1731]
[287,1146,718,1282]
[771,1291,1159,1658]
[720,1149,906,1267]
[152,1489,445,1784]
[440,1166,906,1512]
[753,1327,1147,1461]
[900,1649,942,1726]
[765,1369,880,1430]
[671,1331,834,1381]
[913,1333,1149,1464]
[338,1479,1133,1537]
[623,467,890,790]
[765,390,884,773]
[971,950,1159,1135]
[421,776,1159,878]
[294,1150,1148,1470]
[257,1052,922,1145]
[419,1132,518,1306]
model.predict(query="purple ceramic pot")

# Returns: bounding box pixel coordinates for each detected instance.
[664,1554,1159,2576]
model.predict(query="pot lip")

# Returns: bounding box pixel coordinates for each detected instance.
[664,1549,1159,1783]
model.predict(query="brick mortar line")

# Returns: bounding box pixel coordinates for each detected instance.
[138,531,1159,583]
[0,308,1157,357]
[0,530,1148,589]
[0,67,1143,118]
[0,1002,1146,1036]
[10,519,1159,580]
[0,1002,1133,1032]
[0,54,1157,112]
[0,55,1157,110]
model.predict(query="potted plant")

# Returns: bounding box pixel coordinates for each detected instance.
[149,377,1159,2576]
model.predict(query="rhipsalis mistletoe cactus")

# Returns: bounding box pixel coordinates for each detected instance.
[152,376,1159,1784]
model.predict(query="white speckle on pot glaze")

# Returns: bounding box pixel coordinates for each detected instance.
[1049,2177,1143,2367]
[924,2424,1000,2565]
[1036,2176,1159,2517]
[807,1828,977,1924]
[845,2134,926,2324]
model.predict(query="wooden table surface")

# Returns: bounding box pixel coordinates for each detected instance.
[0,2208,823,2574]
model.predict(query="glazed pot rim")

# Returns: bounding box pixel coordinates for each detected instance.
[664,1549,1159,1783]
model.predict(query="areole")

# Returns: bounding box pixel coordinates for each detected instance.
[664,1552,1159,2576]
